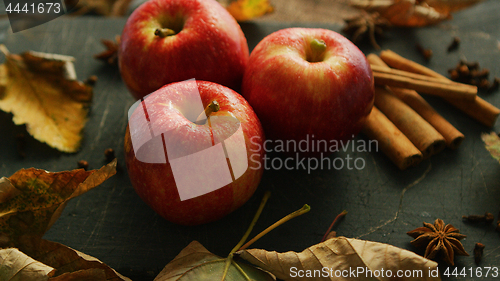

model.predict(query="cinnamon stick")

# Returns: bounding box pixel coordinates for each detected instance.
[380,50,448,80]
[374,87,446,158]
[371,64,477,101]
[380,50,500,127]
[443,97,500,128]
[368,54,464,149]
[362,106,423,170]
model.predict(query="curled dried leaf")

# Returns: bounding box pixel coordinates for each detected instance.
[0,248,55,281]
[25,239,131,281]
[0,45,93,153]
[237,236,441,280]
[0,160,117,249]
[154,241,275,281]
[350,0,483,26]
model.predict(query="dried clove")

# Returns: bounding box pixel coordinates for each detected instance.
[458,64,470,76]
[460,60,479,71]
[447,37,461,52]
[449,69,459,81]
[474,243,485,264]
[104,148,115,163]
[77,160,89,170]
[84,75,98,86]
[462,212,494,223]
[489,77,500,92]
[449,60,497,91]
[416,43,432,61]
[471,68,490,79]
[479,79,490,90]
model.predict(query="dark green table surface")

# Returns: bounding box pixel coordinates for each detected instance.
[1,1,500,280]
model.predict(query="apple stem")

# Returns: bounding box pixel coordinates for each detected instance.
[238,204,311,251]
[220,191,271,281]
[154,28,176,38]
[195,100,220,124]
[307,38,327,63]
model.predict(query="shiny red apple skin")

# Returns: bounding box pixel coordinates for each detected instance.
[119,0,249,100]
[242,28,374,153]
[124,80,265,225]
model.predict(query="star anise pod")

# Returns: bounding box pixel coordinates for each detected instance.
[407,218,468,265]
[342,11,391,50]
[94,35,121,65]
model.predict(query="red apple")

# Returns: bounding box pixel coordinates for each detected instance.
[124,80,265,225]
[119,0,249,100]
[242,28,374,154]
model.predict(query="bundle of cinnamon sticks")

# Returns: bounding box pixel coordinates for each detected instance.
[362,50,500,170]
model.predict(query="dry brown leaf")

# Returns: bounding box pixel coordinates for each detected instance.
[0,45,94,153]
[154,240,275,281]
[24,239,130,281]
[0,161,128,280]
[0,160,117,249]
[0,248,55,281]
[350,0,483,26]
[49,269,107,281]
[237,236,441,280]
[226,0,274,22]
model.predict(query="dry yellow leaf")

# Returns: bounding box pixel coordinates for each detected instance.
[0,160,117,249]
[482,132,500,163]
[237,236,441,280]
[0,45,93,153]
[350,0,483,26]
[0,161,128,280]
[226,0,274,22]
[0,248,55,281]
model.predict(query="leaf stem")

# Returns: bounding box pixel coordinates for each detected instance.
[220,191,271,281]
[321,210,348,242]
[239,204,311,251]
[231,191,271,254]
[220,254,233,281]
